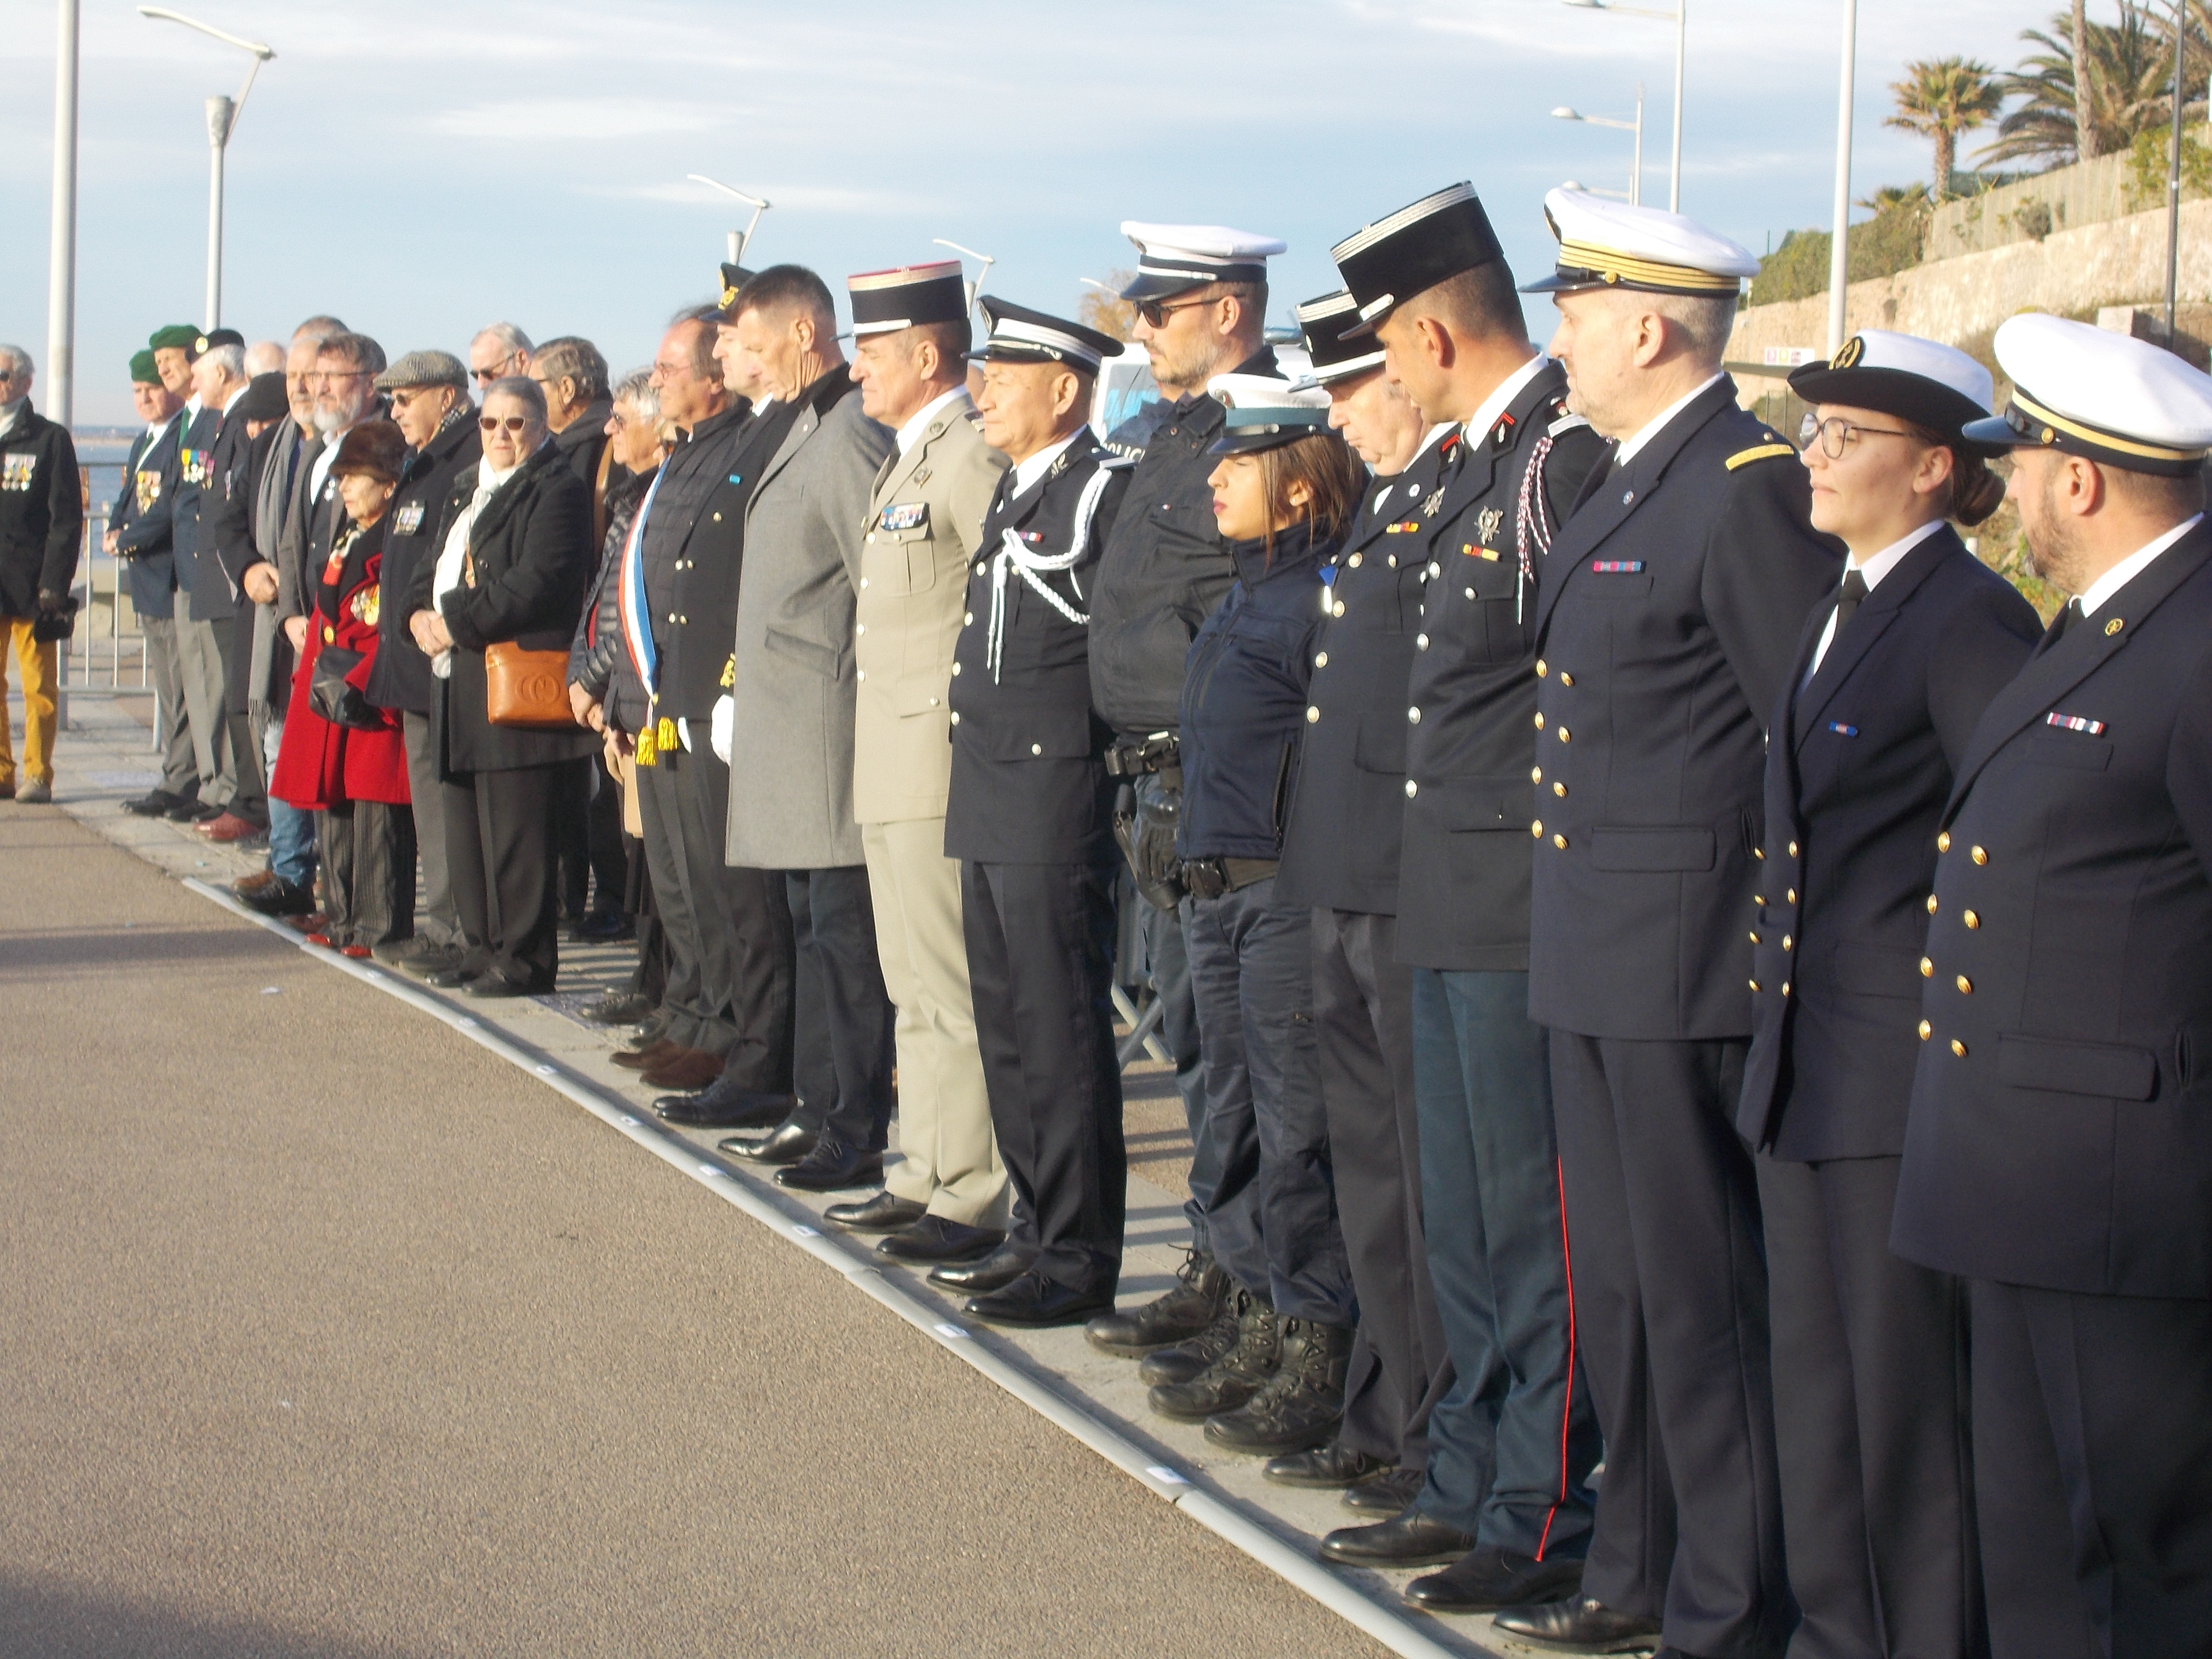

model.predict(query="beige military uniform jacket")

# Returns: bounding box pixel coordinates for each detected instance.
[852,392,1008,825]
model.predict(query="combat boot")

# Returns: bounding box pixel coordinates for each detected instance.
[1085,1248,1227,1357]
[1202,1317,1352,1455]
[1139,1282,1243,1386]
[1148,1286,1279,1421]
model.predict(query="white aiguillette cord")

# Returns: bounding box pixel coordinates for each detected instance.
[987,464,1116,684]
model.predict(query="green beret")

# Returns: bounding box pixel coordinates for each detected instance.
[130,350,159,385]
[147,324,200,352]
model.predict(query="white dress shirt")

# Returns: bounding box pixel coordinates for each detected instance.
[1807,519,1946,676]
[1462,353,1551,448]
[2073,513,2204,618]
[1614,373,1727,468]
[1010,431,1085,497]
[894,387,967,457]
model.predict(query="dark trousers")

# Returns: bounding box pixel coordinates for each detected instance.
[783,866,894,1153]
[1181,878,1353,1324]
[625,833,667,1004]
[1410,968,1598,1555]
[552,756,592,918]
[1970,1278,2212,1659]
[1756,1153,1980,1659]
[965,858,1125,1292]
[1549,1031,1789,1659]
[209,614,267,826]
[1133,775,1212,1242]
[682,750,794,1095]
[585,762,626,915]
[1314,910,1450,1474]
[442,765,561,991]
[636,750,734,1054]
[318,799,415,950]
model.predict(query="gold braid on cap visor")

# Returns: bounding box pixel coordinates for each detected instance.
[1553,240,1743,294]
[2009,390,2205,465]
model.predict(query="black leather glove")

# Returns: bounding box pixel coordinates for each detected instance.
[1113,777,1187,912]
[30,588,78,643]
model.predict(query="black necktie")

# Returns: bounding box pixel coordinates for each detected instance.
[1832,566,1869,635]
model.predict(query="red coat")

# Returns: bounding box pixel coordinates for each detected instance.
[270,528,411,809]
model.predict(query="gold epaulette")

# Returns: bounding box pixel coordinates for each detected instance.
[1725,441,1796,471]
[719,654,736,690]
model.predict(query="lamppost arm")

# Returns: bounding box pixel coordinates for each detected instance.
[932,238,997,312]
[136,7,272,140]
[687,175,770,266]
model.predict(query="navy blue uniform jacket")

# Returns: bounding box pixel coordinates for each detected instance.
[1737,525,2040,1159]
[1527,379,1843,1039]
[1894,518,2212,1298]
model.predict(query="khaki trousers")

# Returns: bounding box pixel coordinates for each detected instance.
[862,816,1006,1227]
[0,619,58,785]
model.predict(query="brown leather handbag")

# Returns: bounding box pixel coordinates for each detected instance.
[464,543,578,729]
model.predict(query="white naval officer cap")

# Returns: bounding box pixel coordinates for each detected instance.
[1522,188,1760,297]
[1205,373,1332,456]
[1119,223,1288,301]
[1963,313,2212,477]
[1787,330,1994,445]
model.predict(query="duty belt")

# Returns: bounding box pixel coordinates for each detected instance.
[1105,733,1181,779]
[1179,857,1278,901]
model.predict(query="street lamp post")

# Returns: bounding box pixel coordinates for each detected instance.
[1827,0,1857,354]
[686,175,771,267]
[48,0,78,427]
[1564,0,1683,211]
[932,239,997,313]
[2167,0,2187,347]
[137,8,274,331]
[1552,85,1646,204]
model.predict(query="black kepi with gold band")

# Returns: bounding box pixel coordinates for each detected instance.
[1293,290,1386,385]
[1521,187,1759,296]
[1789,328,1996,446]
[1204,373,1332,455]
[847,260,969,337]
[1963,312,2212,477]
[1328,181,1505,332]
[967,297,1121,372]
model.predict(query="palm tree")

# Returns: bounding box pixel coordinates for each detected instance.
[1982,3,2178,168]
[1888,58,2005,196]
[2074,0,2095,158]
[1855,183,1931,214]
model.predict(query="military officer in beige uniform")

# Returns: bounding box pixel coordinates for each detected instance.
[824,261,1016,1266]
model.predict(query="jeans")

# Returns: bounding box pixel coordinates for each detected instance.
[262,717,317,886]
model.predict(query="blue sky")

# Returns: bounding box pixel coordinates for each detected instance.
[2,0,2048,424]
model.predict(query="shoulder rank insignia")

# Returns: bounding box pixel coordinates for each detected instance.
[1475,507,1504,547]
[1422,488,1445,517]
[1725,442,1797,471]
[879,501,928,531]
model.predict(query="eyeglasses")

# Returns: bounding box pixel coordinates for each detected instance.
[479,415,533,433]
[1134,296,1215,329]
[473,368,503,385]
[311,368,370,385]
[1800,412,1916,460]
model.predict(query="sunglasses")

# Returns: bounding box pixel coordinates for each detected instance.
[1134,296,1215,329]
[479,415,533,433]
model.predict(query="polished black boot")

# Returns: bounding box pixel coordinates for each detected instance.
[1147,1286,1278,1422]
[1202,1317,1351,1455]
[1085,1248,1227,1357]
[1139,1276,1245,1386]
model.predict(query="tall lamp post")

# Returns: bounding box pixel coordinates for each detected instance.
[1564,0,1684,211]
[686,175,771,267]
[48,0,78,426]
[1552,85,1646,204]
[2166,0,2188,348]
[137,7,274,331]
[1827,0,1857,353]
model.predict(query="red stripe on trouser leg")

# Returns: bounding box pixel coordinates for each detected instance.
[1533,1156,1579,1562]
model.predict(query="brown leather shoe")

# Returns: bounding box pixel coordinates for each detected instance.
[234,870,281,898]
[196,811,265,842]
[640,1047,723,1091]
[611,1038,681,1071]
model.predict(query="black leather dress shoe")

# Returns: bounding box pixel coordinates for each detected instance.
[237,876,316,917]
[123,789,186,817]
[1263,1442,1391,1490]
[396,944,466,980]
[718,1121,816,1165]
[824,1190,928,1232]
[462,974,534,999]
[1405,1545,1585,1615]
[928,1242,1038,1292]
[1318,1507,1479,1568]
[654,1078,795,1130]
[964,1268,1115,1327]
[878,1215,1006,1264]
[168,797,222,822]
[1344,1466,1424,1513]
[1489,1596,1664,1654]
[774,1137,883,1192]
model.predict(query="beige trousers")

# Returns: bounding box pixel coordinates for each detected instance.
[862,816,1006,1227]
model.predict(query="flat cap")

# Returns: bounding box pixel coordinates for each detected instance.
[1788,330,1994,447]
[1523,189,1759,297]
[1118,223,1286,302]
[373,349,469,393]
[129,350,159,385]
[968,297,1121,372]
[1964,313,2212,477]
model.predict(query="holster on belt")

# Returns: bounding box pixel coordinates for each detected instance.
[1112,763,1188,912]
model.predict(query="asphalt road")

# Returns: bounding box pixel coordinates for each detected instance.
[0,804,1384,1659]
